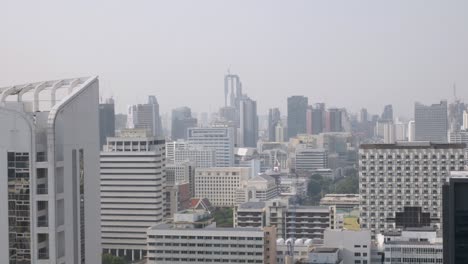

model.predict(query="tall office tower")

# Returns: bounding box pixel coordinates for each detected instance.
[295,147,328,173]
[224,73,242,108]
[115,113,127,131]
[268,108,281,141]
[99,98,116,149]
[165,140,189,163]
[0,77,100,264]
[408,120,415,142]
[194,167,251,207]
[463,110,468,130]
[100,129,165,261]
[287,96,308,138]
[443,172,468,264]
[127,95,163,137]
[326,108,343,132]
[306,106,324,135]
[239,97,258,147]
[359,142,466,236]
[414,101,448,142]
[448,99,466,132]
[187,127,234,167]
[219,106,237,122]
[394,122,407,141]
[171,106,197,140]
[383,122,396,143]
[359,108,368,123]
[275,122,287,142]
[381,104,394,121]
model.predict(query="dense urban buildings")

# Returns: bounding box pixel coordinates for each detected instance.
[0,77,101,264]
[443,172,468,264]
[100,129,166,261]
[287,95,308,138]
[359,142,466,236]
[414,101,448,142]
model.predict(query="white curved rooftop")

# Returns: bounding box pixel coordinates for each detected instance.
[0,76,97,112]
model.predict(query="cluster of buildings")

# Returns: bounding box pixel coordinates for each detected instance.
[2,74,468,264]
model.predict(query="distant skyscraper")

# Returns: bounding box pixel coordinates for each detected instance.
[448,100,465,132]
[287,96,308,138]
[0,77,101,264]
[443,172,468,264]
[463,110,468,130]
[239,97,258,147]
[115,113,127,131]
[100,129,165,261]
[187,127,235,167]
[275,122,287,142]
[306,105,324,135]
[415,101,448,142]
[381,104,393,121]
[127,95,163,137]
[268,108,281,141]
[224,73,242,108]
[99,98,115,149]
[171,106,197,140]
[408,120,415,142]
[326,108,343,132]
[359,108,368,123]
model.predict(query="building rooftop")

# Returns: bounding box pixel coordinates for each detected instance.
[238,201,266,210]
[311,247,339,253]
[149,223,262,232]
[360,142,465,150]
[0,76,97,112]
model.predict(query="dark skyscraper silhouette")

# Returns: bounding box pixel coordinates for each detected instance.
[287,96,308,139]
[443,174,468,264]
[268,108,281,141]
[171,107,197,140]
[99,98,115,149]
[381,104,393,121]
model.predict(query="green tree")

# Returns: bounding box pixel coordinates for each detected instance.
[102,253,126,264]
[334,175,359,194]
[307,179,322,197]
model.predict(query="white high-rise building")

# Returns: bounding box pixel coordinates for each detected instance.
[127,95,163,137]
[408,120,415,142]
[463,110,468,130]
[0,77,101,264]
[100,129,166,261]
[194,167,250,206]
[187,127,235,167]
[359,142,466,236]
[165,140,188,163]
[383,122,396,143]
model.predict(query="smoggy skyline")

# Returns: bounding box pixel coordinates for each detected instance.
[2,0,468,118]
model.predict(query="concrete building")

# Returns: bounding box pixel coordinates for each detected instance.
[268,108,281,142]
[174,146,216,168]
[165,140,189,163]
[448,130,468,158]
[194,167,251,207]
[464,110,468,130]
[100,129,166,261]
[308,248,342,264]
[166,161,194,186]
[414,101,448,142]
[323,229,371,264]
[287,96,308,139]
[320,194,360,210]
[235,174,279,204]
[306,105,325,135]
[99,98,115,149]
[187,127,235,167]
[146,210,277,264]
[376,229,443,264]
[276,238,318,264]
[295,147,328,173]
[171,106,197,140]
[359,142,466,236]
[443,171,468,264]
[239,97,259,148]
[383,122,396,144]
[0,77,101,264]
[234,199,336,240]
[326,108,343,132]
[407,120,415,142]
[275,122,287,142]
[127,95,163,137]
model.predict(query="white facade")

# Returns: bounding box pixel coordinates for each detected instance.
[407,120,415,142]
[100,129,166,261]
[235,174,278,204]
[165,140,189,163]
[295,147,328,173]
[146,224,276,264]
[166,161,194,186]
[194,167,250,206]
[463,110,468,130]
[376,229,443,264]
[359,142,466,236]
[448,130,468,159]
[383,122,396,144]
[0,77,101,264]
[323,229,371,264]
[174,146,216,168]
[187,127,235,167]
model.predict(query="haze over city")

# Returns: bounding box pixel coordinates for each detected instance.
[3,0,468,117]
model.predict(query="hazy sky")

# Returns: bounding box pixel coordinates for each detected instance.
[2,0,468,118]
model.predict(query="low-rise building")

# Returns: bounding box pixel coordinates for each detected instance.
[236,174,279,204]
[320,194,360,210]
[323,229,371,264]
